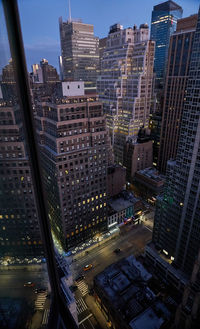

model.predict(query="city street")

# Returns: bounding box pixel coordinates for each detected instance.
[71,223,152,286]
[0,266,48,299]
[0,210,154,328]
[71,211,154,328]
[141,209,154,231]
[0,266,49,328]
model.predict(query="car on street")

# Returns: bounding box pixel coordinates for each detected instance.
[75,275,85,282]
[70,285,78,292]
[114,248,121,254]
[24,281,35,287]
[64,251,72,257]
[35,288,46,294]
[83,264,93,271]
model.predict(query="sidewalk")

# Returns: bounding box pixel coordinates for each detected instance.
[85,294,108,329]
[29,311,43,329]
[74,231,119,260]
[0,264,46,271]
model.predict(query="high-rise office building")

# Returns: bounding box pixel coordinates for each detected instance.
[0,61,44,260]
[31,58,59,84]
[150,1,182,168]
[149,111,162,167]
[158,15,198,173]
[97,23,155,165]
[150,0,183,87]
[175,247,200,328]
[30,59,60,104]
[0,97,43,259]
[99,37,107,70]
[0,59,18,101]
[1,58,15,83]
[59,17,99,92]
[59,55,64,80]
[152,10,200,276]
[36,82,111,250]
[123,136,153,181]
[32,63,43,83]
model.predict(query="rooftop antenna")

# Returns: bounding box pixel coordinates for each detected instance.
[68,0,72,22]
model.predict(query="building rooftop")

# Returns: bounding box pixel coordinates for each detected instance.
[109,23,123,34]
[41,93,99,106]
[136,167,165,183]
[109,192,139,213]
[146,242,188,283]
[176,14,198,33]
[94,255,170,328]
[129,301,170,329]
[154,1,183,13]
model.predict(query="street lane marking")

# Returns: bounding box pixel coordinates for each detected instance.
[76,297,88,314]
[144,226,152,232]
[88,317,95,329]
[78,313,93,325]
[35,292,47,310]
[42,309,50,325]
[76,280,89,296]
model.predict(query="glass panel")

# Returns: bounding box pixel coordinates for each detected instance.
[0,1,78,328]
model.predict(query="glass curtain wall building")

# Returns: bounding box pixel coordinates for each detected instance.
[150,0,183,87]
[153,7,200,276]
[158,14,197,173]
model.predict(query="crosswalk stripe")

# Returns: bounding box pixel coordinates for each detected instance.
[76,280,88,296]
[76,298,88,314]
[35,293,47,310]
[42,309,50,325]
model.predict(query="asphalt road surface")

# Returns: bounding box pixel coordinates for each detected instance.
[0,266,48,298]
[70,221,153,328]
[0,210,154,329]
[71,222,152,287]
[0,266,49,328]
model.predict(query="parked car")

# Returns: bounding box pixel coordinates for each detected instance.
[83,264,93,271]
[70,285,78,292]
[75,275,85,282]
[35,288,46,294]
[114,248,121,254]
[24,281,35,287]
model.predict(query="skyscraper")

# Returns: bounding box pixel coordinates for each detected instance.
[158,14,198,173]
[97,23,155,165]
[59,17,99,92]
[175,247,200,328]
[31,58,59,84]
[150,0,183,87]
[152,9,200,276]
[36,82,111,250]
[30,59,60,104]
[1,58,15,83]
[99,37,107,70]
[0,96,43,260]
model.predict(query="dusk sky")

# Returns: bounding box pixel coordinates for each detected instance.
[1,0,199,73]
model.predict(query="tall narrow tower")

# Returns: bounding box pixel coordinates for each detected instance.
[153,8,200,276]
[158,15,198,173]
[150,0,183,88]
